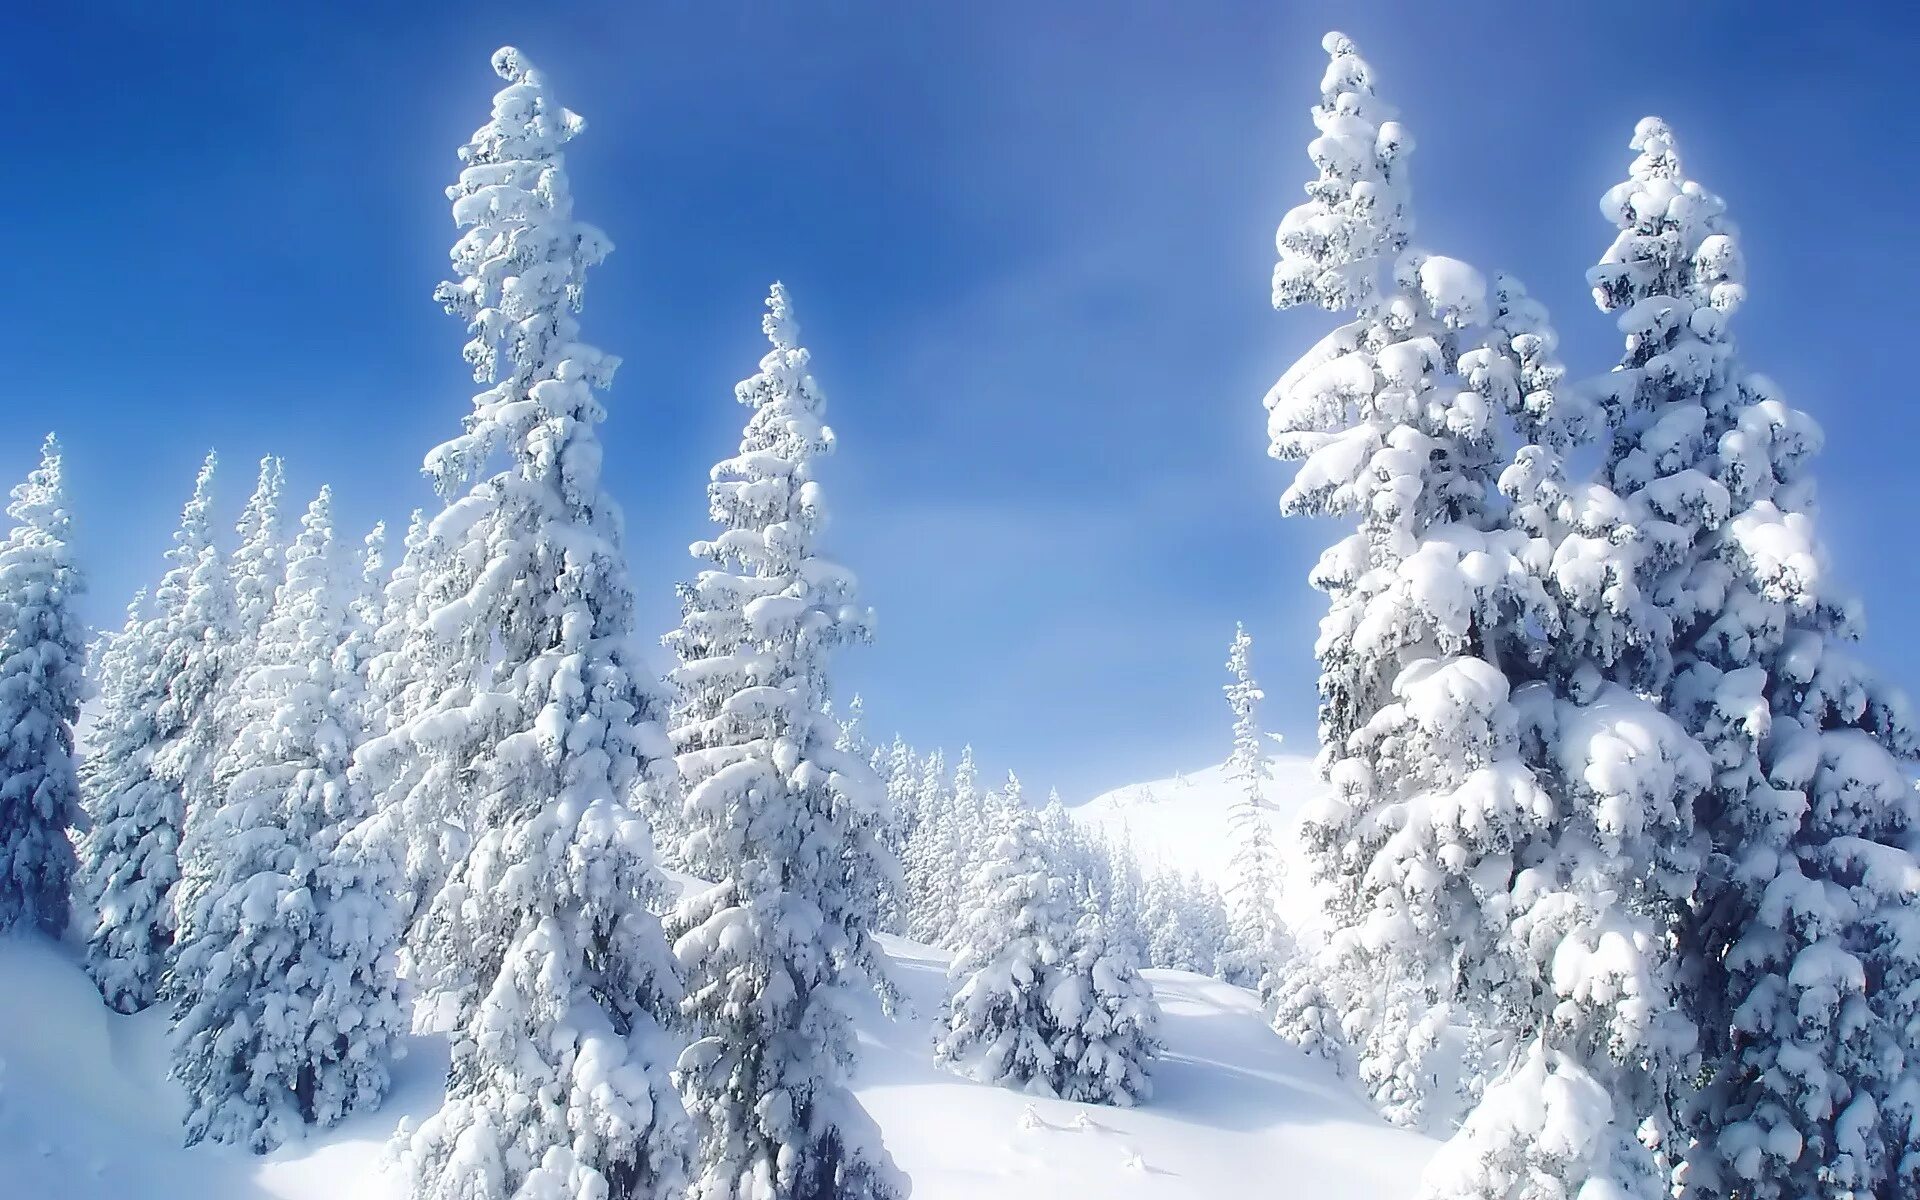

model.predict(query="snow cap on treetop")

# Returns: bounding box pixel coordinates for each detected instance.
[764,280,799,350]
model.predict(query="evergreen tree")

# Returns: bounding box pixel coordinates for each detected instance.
[388,48,690,1199]
[936,806,1075,1094]
[168,488,403,1152]
[938,747,989,949]
[1047,910,1161,1107]
[1270,955,1350,1074]
[667,284,904,1200]
[1583,119,1920,1200]
[1269,32,1555,1070]
[1221,624,1285,1000]
[874,736,920,935]
[1271,36,1710,1182]
[0,435,86,935]
[364,508,425,743]
[899,747,952,944]
[77,452,232,1012]
[228,455,286,667]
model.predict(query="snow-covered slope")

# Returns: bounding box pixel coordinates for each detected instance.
[0,925,1433,1197]
[1070,755,1329,929]
[1069,754,1323,878]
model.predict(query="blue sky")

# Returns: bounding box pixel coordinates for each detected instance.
[7,3,1917,801]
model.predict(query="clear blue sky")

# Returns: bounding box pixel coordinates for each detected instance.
[7,2,1916,801]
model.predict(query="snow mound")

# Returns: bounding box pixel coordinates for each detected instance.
[0,922,1433,1197]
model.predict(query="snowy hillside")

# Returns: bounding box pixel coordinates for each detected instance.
[0,929,1435,1199]
[1070,755,1329,928]
[1069,754,1322,878]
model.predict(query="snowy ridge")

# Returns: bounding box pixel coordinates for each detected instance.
[0,926,1434,1198]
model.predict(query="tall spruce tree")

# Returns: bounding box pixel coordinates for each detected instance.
[666,284,904,1200]
[0,435,86,935]
[228,455,287,667]
[1221,624,1285,1000]
[1584,119,1920,1200]
[1267,32,1555,1125]
[77,452,233,1012]
[168,488,403,1152]
[383,48,690,1199]
[1271,36,1713,1188]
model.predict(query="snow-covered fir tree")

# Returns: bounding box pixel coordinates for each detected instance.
[1086,831,1150,964]
[897,746,949,942]
[364,507,424,744]
[901,745,990,948]
[1037,790,1094,911]
[1581,118,1920,1200]
[666,283,904,1200]
[168,488,403,1152]
[228,455,286,670]
[1143,870,1230,979]
[1047,909,1161,1107]
[77,452,233,1013]
[936,805,1076,1094]
[1267,38,1552,1114]
[1270,35,1712,1183]
[381,48,690,1199]
[0,434,86,935]
[1220,624,1285,1000]
[874,735,920,934]
[938,747,994,949]
[1269,953,1350,1074]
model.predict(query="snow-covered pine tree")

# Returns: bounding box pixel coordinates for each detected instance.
[875,736,920,934]
[937,804,1075,1094]
[148,453,239,840]
[339,521,387,707]
[940,747,993,950]
[386,48,690,1199]
[1037,789,1097,915]
[364,507,424,742]
[353,505,462,931]
[666,283,904,1200]
[1048,908,1161,1107]
[1270,38,1712,1180]
[1266,39,1555,1112]
[0,434,87,935]
[77,451,233,1012]
[1141,868,1202,975]
[1090,832,1150,963]
[1269,954,1350,1074]
[228,455,286,671]
[1220,624,1285,1000]
[900,747,953,943]
[168,488,403,1152]
[1580,119,1920,1200]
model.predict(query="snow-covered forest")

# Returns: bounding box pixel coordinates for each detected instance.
[2,27,1917,1200]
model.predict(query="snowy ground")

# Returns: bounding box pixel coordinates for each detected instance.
[0,918,1434,1198]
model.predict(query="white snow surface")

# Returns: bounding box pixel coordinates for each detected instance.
[1070,754,1330,931]
[0,909,1433,1198]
